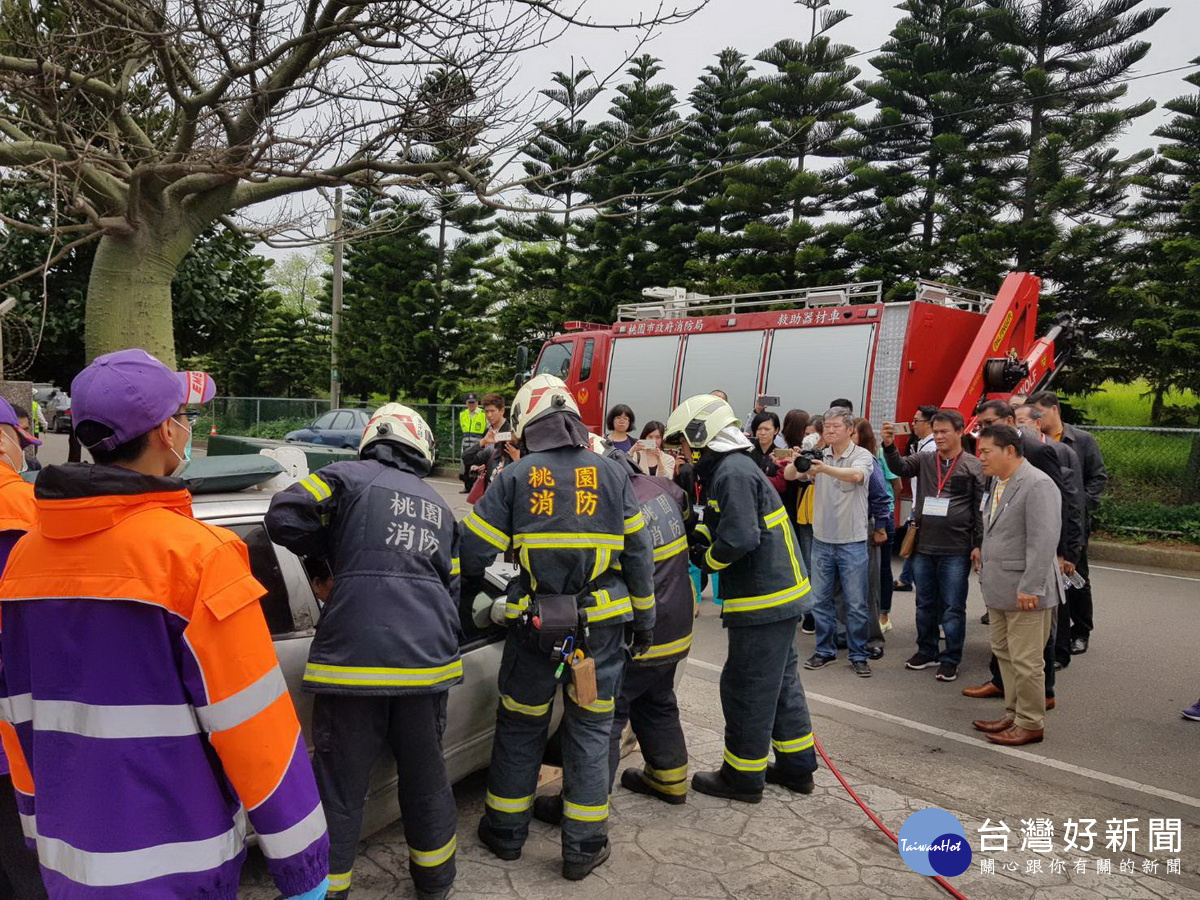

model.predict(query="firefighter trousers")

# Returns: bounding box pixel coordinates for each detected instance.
[483,623,626,864]
[719,616,818,792]
[607,661,688,798]
[312,693,457,895]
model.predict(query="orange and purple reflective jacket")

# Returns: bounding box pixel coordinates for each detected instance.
[0,463,328,898]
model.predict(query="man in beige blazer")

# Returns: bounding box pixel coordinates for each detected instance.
[972,425,1063,746]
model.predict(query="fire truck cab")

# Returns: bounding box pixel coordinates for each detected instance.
[532,273,1059,435]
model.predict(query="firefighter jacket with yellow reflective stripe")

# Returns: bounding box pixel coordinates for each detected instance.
[265,443,462,696]
[696,449,810,627]
[461,447,655,632]
[627,473,694,667]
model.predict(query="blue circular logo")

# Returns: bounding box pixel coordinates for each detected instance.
[897,808,972,877]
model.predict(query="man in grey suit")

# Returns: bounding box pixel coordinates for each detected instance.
[971,425,1064,747]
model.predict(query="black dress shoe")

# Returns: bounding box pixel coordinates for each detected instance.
[691,770,762,803]
[1053,658,1068,671]
[868,646,884,660]
[980,612,990,625]
[563,843,611,881]
[1069,637,1088,655]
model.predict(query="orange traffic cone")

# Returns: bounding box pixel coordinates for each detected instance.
[209,422,218,436]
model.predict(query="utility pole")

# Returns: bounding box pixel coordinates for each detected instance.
[329,187,344,408]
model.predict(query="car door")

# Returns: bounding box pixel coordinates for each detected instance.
[327,411,358,448]
[306,411,340,444]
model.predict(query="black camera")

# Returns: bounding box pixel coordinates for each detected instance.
[790,448,823,473]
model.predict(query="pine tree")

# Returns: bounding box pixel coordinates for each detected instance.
[1110,62,1200,420]
[719,1,865,291]
[576,55,685,319]
[843,0,1014,287]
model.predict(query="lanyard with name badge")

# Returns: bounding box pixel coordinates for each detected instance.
[922,452,961,517]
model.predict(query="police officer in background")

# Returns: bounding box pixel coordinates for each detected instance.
[534,436,695,823]
[461,375,655,881]
[664,394,818,803]
[459,393,489,493]
[266,405,461,900]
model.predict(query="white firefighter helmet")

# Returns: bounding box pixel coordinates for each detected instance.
[587,432,610,455]
[510,374,580,440]
[663,394,741,450]
[359,403,436,463]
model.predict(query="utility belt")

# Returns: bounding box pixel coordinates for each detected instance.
[521,588,599,705]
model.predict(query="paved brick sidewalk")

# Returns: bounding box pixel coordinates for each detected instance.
[241,673,1198,900]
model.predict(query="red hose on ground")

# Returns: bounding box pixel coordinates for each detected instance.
[814,737,971,900]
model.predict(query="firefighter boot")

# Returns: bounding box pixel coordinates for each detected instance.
[532,794,564,826]
[562,841,611,881]
[765,763,815,794]
[620,768,687,805]
[691,769,763,804]
[477,817,521,861]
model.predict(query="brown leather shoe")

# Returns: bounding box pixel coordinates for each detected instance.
[962,682,1003,699]
[1045,697,1056,711]
[986,726,1043,746]
[972,717,1014,733]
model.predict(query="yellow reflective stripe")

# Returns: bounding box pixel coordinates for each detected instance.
[624,512,645,534]
[646,763,688,783]
[300,474,332,502]
[566,684,615,713]
[486,792,533,814]
[707,498,721,513]
[634,633,693,661]
[563,799,609,822]
[653,536,688,562]
[631,594,655,611]
[720,581,811,615]
[590,547,611,581]
[704,547,731,571]
[585,590,632,623]
[505,595,530,620]
[501,694,551,717]
[304,659,463,687]
[514,532,624,550]
[409,834,457,868]
[723,748,769,772]
[463,511,511,551]
[763,507,789,527]
[772,733,815,753]
[328,871,353,891]
[694,523,712,541]
[450,558,461,576]
[766,503,806,591]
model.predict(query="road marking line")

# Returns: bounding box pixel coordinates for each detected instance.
[685,657,1200,811]
[1091,564,1200,583]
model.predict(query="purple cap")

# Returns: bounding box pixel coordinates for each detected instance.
[71,349,216,452]
[0,398,40,448]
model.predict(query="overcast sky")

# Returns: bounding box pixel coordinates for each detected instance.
[515,0,1198,155]
[264,1,1198,263]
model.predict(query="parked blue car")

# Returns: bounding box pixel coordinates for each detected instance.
[284,408,374,449]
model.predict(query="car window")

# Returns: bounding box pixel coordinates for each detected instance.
[354,409,372,428]
[223,524,296,635]
[313,412,338,429]
[534,342,573,380]
[331,411,356,430]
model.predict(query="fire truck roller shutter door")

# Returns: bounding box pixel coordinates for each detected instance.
[761,324,877,421]
[676,331,767,428]
[604,336,683,426]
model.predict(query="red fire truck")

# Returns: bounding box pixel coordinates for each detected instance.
[530,272,1061,435]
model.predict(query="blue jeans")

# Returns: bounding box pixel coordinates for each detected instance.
[911,553,971,666]
[811,539,870,662]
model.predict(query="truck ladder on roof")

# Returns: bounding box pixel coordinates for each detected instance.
[616,282,884,320]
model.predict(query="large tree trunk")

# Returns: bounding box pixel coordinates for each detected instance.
[84,229,189,366]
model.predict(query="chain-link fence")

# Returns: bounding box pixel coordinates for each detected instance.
[1079,426,1200,542]
[200,397,333,439]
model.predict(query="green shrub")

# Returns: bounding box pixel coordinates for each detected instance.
[237,418,313,440]
[1093,499,1200,543]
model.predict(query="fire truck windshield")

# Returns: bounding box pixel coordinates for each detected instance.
[535,341,573,380]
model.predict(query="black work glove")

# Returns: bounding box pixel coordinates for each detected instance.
[630,629,654,657]
[688,532,711,570]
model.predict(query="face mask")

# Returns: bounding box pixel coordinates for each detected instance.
[2,433,27,475]
[169,416,193,478]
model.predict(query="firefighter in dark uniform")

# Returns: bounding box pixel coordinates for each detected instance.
[460,375,656,881]
[265,404,460,900]
[534,437,695,823]
[664,394,818,802]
